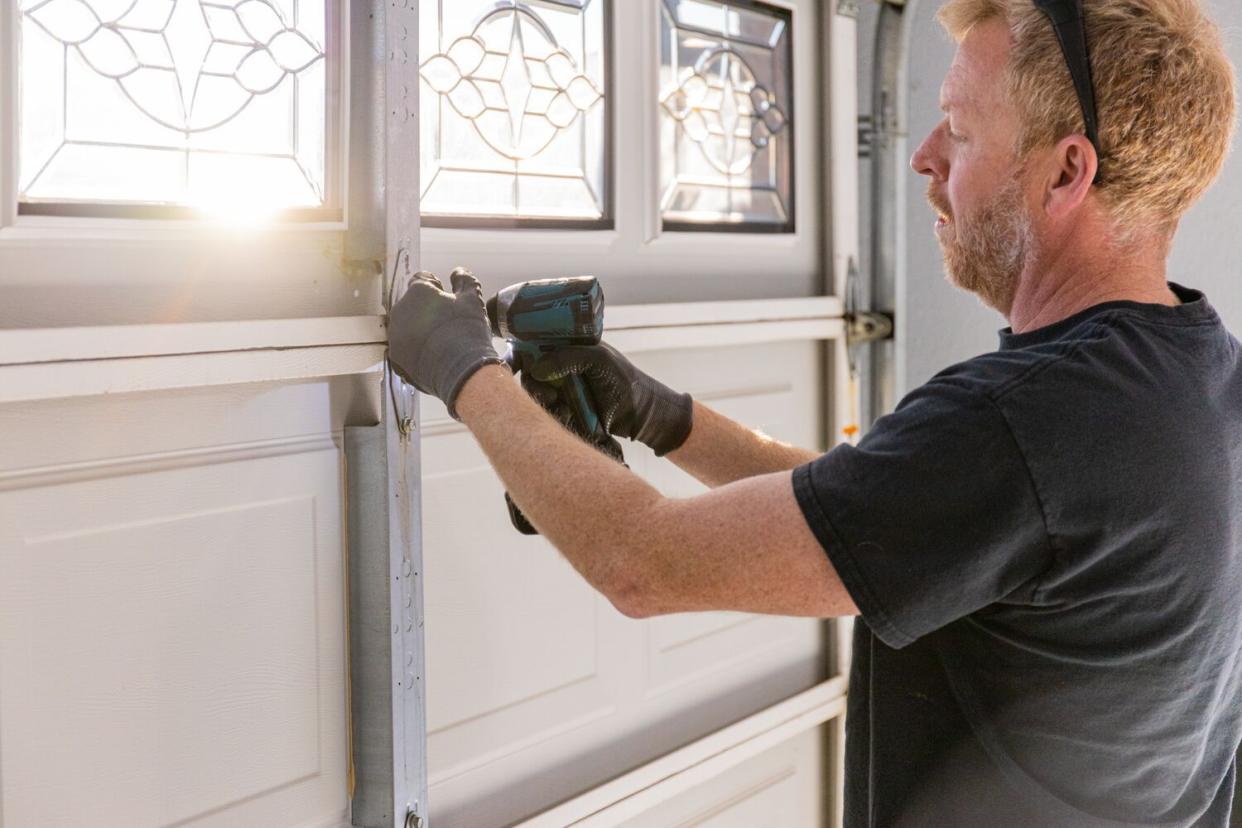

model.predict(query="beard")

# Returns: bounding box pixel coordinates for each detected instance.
[927,178,1032,315]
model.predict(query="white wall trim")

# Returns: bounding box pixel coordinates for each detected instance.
[513,676,847,827]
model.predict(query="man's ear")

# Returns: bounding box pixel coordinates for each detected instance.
[1043,134,1098,219]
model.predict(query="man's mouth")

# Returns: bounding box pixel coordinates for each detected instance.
[926,183,952,230]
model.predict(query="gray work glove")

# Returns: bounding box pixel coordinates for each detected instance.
[518,342,693,457]
[387,267,505,420]
[519,371,628,464]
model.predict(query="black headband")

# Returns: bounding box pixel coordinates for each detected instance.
[1033,0,1103,176]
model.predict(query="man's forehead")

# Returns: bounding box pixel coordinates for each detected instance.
[939,67,977,112]
[941,20,1011,112]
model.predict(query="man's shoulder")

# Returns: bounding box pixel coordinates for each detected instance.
[924,302,1215,404]
[904,345,1075,426]
[924,349,1057,401]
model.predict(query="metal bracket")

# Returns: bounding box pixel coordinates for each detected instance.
[385,246,417,440]
[837,0,861,17]
[843,257,895,350]
[846,310,895,347]
[857,114,875,159]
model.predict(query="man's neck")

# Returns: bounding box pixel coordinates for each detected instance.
[1006,223,1176,333]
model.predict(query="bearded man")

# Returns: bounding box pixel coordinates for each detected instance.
[388,0,1241,823]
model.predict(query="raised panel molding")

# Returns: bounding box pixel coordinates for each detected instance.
[646,613,811,699]
[0,379,372,476]
[676,767,800,826]
[0,433,338,492]
[635,354,823,699]
[422,432,618,785]
[4,498,322,826]
[614,727,828,827]
[0,394,350,828]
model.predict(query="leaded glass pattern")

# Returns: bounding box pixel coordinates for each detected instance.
[659,0,793,232]
[418,0,609,225]
[18,0,330,212]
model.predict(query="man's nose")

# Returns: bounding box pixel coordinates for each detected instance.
[911,127,946,180]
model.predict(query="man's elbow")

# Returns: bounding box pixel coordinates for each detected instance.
[600,556,670,620]
[604,571,661,619]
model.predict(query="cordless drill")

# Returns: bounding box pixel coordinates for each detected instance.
[487,276,624,535]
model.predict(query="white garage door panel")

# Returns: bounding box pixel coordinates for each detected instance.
[631,341,824,700]
[0,381,356,828]
[422,339,830,827]
[616,725,829,828]
[421,430,617,772]
[647,610,815,699]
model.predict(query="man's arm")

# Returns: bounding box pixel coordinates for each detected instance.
[666,401,822,488]
[520,343,820,488]
[456,365,859,620]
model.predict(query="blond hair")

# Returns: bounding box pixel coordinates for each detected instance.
[938,0,1236,232]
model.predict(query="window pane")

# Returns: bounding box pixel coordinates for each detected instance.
[660,0,794,232]
[18,0,330,212]
[419,0,610,225]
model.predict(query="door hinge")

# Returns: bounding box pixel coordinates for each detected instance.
[843,257,895,348]
[837,0,861,18]
[847,310,895,347]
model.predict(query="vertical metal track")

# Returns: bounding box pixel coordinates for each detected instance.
[347,1,428,826]
[868,0,913,422]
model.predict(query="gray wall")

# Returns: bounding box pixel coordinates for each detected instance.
[886,0,1242,392]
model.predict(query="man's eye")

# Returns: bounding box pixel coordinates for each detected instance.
[949,127,966,142]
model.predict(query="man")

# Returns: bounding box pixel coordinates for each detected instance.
[389,0,1241,823]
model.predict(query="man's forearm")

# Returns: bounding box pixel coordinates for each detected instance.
[455,364,664,612]
[666,401,821,488]
[454,365,852,620]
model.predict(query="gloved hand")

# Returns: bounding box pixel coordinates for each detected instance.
[520,372,629,464]
[387,267,505,420]
[518,342,693,456]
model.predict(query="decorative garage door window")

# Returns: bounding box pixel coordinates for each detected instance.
[418,0,610,227]
[660,0,793,232]
[18,0,334,216]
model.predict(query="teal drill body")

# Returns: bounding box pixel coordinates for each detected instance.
[486,276,617,535]
[487,276,607,442]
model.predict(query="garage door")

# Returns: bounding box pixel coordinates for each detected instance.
[413,1,860,824]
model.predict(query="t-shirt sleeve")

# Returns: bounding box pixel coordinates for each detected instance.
[794,378,1051,649]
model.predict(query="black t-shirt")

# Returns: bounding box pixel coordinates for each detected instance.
[794,285,1242,826]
